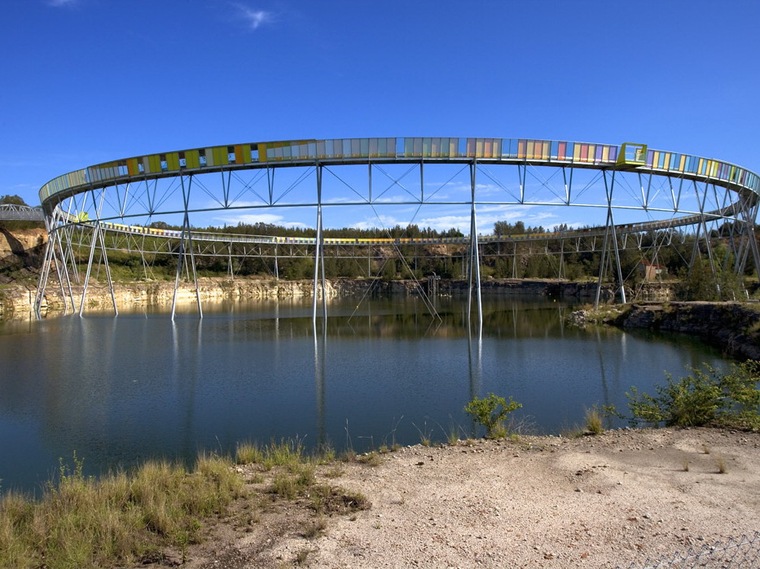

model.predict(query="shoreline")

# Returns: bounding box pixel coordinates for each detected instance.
[3,277,758,361]
[3,427,759,569]
[144,427,760,569]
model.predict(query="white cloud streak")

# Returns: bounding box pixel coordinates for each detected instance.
[349,205,562,235]
[212,212,308,229]
[48,0,78,7]
[233,4,274,30]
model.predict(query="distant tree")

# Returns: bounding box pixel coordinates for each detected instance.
[0,194,27,206]
[676,259,718,301]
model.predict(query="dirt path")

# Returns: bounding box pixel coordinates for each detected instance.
[148,428,760,569]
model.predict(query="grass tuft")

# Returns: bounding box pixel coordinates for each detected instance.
[0,453,244,569]
[584,407,604,435]
[235,441,264,465]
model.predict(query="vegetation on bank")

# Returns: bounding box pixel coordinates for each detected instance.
[627,361,760,431]
[0,441,370,569]
[464,393,523,439]
[0,452,244,569]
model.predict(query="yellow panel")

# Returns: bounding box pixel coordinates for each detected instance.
[147,155,161,173]
[185,150,200,169]
[166,152,180,171]
[526,141,535,159]
[573,143,581,161]
[236,144,251,163]
[126,158,140,176]
[211,147,226,165]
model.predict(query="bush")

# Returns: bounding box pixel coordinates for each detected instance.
[627,362,760,430]
[464,393,522,439]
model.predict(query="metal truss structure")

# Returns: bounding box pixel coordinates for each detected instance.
[0,204,44,221]
[34,138,760,324]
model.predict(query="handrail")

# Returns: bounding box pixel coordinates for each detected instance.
[87,202,736,247]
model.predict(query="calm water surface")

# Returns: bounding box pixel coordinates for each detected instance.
[0,296,726,494]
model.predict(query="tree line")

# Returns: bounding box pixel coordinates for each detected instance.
[2,194,755,301]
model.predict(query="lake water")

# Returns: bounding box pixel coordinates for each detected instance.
[0,295,727,495]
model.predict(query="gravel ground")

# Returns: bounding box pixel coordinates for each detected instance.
[144,428,760,569]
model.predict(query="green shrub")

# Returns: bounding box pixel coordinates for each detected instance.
[464,393,522,439]
[627,361,760,430]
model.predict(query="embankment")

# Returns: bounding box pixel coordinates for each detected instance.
[1,277,618,320]
[610,302,760,360]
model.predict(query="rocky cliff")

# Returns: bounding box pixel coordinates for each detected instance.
[611,302,760,360]
[0,227,46,279]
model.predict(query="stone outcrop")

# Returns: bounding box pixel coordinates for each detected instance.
[0,228,46,280]
[613,302,760,360]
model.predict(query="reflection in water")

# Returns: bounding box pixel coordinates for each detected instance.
[314,324,327,449]
[0,296,731,495]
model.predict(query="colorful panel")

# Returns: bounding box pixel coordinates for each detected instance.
[211,147,227,165]
[147,155,161,173]
[234,145,249,164]
[550,141,559,159]
[166,153,180,171]
[185,150,200,169]
[127,158,140,176]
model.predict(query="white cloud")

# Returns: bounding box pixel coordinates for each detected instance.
[234,4,274,30]
[212,212,308,229]
[48,0,78,7]
[347,204,567,235]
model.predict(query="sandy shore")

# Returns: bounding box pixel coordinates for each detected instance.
[142,427,760,569]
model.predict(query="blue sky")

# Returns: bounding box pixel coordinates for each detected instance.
[2,0,759,232]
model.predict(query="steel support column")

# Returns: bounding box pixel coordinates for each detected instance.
[171,175,202,320]
[595,170,625,307]
[313,165,327,328]
[79,189,118,317]
[467,162,483,331]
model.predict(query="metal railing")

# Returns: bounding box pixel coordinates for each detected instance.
[620,532,760,569]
